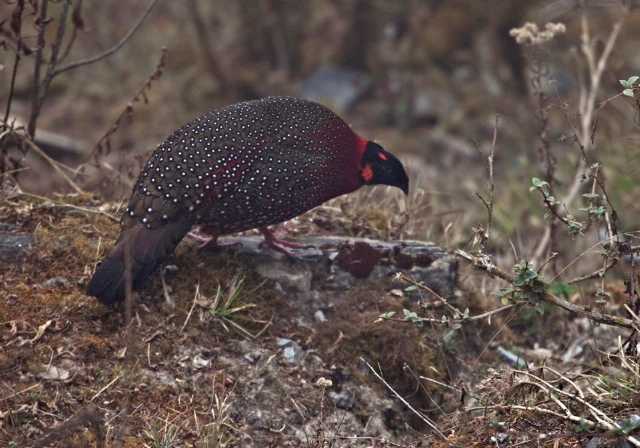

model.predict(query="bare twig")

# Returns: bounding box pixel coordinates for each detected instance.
[18,191,119,222]
[186,0,234,100]
[91,376,121,402]
[472,114,498,250]
[180,283,201,332]
[395,272,460,315]
[4,45,21,127]
[565,256,618,285]
[362,358,445,439]
[29,0,50,137]
[21,134,84,193]
[85,47,167,164]
[29,0,72,138]
[563,8,626,209]
[53,0,160,76]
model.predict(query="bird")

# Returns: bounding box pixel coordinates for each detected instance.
[86,96,409,305]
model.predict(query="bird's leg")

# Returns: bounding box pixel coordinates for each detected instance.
[259,226,308,256]
[188,228,240,250]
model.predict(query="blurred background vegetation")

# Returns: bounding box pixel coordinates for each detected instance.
[3,0,640,312]
[4,1,640,445]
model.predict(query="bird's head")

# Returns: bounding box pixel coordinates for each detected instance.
[360,141,409,195]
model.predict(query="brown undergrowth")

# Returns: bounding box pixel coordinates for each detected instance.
[0,193,434,447]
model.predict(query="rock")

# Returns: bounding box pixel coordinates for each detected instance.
[245,409,262,426]
[277,338,304,365]
[328,391,354,410]
[214,235,458,326]
[0,231,31,262]
[192,354,210,370]
[38,276,70,289]
[221,235,456,296]
[299,66,372,112]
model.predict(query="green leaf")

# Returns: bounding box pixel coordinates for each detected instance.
[532,177,542,187]
[514,260,528,270]
[404,285,418,291]
[629,75,639,84]
[379,311,396,319]
[492,288,514,297]
[620,79,630,88]
[531,282,546,293]
[623,89,634,97]
[550,282,573,299]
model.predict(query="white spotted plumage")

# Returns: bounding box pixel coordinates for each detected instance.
[123,96,363,235]
[87,96,409,304]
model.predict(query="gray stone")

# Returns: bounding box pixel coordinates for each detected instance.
[277,338,304,365]
[328,391,354,410]
[212,235,458,325]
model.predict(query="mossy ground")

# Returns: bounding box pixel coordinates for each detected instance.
[2,194,638,447]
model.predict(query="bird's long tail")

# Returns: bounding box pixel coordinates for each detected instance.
[86,219,193,305]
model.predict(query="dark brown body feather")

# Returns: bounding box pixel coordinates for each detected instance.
[87,97,408,304]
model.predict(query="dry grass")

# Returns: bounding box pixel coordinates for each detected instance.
[3,1,640,446]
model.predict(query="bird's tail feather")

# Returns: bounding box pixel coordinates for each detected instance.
[86,219,193,305]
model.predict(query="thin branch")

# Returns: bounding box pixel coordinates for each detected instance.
[84,46,167,164]
[362,358,445,439]
[486,114,498,240]
[180,283,200,333]
[21,135,84,194]
[565,256,618,285]
[29,0,72,138]
[4,46,21,127]
[563,8,626,209]
[395,272,460,315]
[455,249,635,329]
[53,0,159,76]
[28,0,50,138]
[472,115,498,251]
[18,191,119,222]
[186,0,233,100]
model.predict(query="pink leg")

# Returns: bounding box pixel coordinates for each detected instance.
[187,232,240,250]
[259,226,308,256]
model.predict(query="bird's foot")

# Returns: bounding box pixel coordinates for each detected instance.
[187,232,241,251]
[259,227,311,257]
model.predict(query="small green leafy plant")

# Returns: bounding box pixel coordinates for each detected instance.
[620,75,639,97]
[492,260,548,313]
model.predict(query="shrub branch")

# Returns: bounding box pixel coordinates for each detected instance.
[456,249,635,329]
